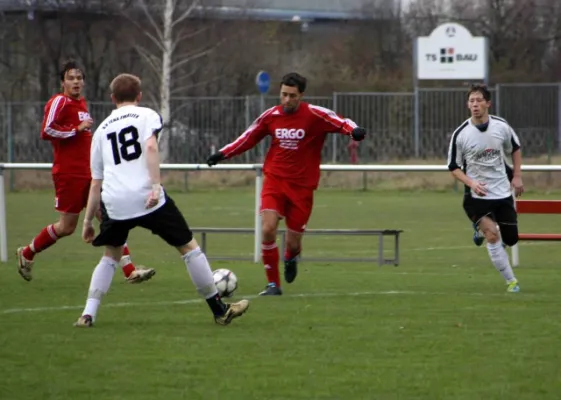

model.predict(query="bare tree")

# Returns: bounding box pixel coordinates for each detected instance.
[125,0,224,161]
[404,0,561,82]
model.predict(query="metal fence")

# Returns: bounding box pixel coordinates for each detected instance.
[0,83,559,166]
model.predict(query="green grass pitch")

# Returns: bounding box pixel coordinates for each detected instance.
[1,189,561,400]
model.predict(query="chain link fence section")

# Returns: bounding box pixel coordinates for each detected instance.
[334,92,414,161]
[496,83,560,157]
[0,84,558,165]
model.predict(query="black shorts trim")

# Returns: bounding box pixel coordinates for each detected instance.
[93,194,193,248]
[462,195,517,225]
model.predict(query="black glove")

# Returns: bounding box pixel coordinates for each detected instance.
[351,127,366,142]
[207,151,226,166]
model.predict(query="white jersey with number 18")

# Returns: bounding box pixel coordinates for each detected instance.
[90,105,165,220]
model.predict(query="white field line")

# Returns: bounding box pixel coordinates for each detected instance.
[0,289,545,315]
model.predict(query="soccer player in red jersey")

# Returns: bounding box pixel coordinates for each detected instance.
[207,72,366,295]
[16,60,155,283]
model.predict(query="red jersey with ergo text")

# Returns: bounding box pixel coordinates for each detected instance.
[41,94,92,177]
[220,102,357,189]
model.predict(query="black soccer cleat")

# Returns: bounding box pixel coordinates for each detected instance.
[284,258,298,283]
[472,222,484,247]
[258,283,282,296]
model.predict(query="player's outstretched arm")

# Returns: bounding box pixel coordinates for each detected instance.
[206,108,273,166]
[308,104,366,141]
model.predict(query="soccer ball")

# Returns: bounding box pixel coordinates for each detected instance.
[213,268,238,298]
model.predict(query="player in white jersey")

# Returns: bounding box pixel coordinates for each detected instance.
[447,84,524,293]
[74,73,249,327]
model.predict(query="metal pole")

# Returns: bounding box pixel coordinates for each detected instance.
[0,169,7,262]
[558,83,561,152]
[412,36,420,158]
[332,92,338,163]
[495,83,501,116]
[414,86,420,158]
[259,94,265,161]
[6,103,13,192]
[253,166,263,263]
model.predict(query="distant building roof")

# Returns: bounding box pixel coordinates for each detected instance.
[204,0,368,20]
[0,0,374,20]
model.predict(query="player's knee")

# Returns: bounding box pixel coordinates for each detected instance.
[285,232,302,251]
[500,225,519,247]
[262,221,277,241]
[55,219,78,237]
[482,227,501,244]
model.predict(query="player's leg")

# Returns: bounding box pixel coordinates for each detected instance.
[97,200,155,283]
[494,197,520,292]
[16,211,79,281]
[75,245,123,327]
[258,176,285,295]
[120,244,156,283]
[17,176,85,281]
[75,218,132,327]
[140,195,249,325]
[464,196,518,292]
[472,221,485,246]
[283,187,314,284]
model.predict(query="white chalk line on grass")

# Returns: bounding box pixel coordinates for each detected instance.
[0,289,547,315]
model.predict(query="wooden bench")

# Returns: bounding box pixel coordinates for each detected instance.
[190,227,404,266]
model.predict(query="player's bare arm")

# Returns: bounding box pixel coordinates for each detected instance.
[82,179,102,243]
[450,168,487,196]
[511,149,524,197]
[145,134,162,209]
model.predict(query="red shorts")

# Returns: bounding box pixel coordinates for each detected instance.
[52,175,91,214]
[260,174,314,233]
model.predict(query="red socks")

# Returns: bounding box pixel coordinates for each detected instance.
[284,246,301,262]
[121,244,136,278]
[23,224,59,260]
[262,240,280,287]
[22,227,137,279]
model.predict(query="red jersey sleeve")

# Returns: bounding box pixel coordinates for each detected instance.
[308,104,358,135]
[41,95,78,141]
[219,107,275,159]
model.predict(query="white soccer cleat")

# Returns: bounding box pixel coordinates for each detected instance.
[214,299,250,326]
[16,247,34,282]
[74,315,93,327]
[126,266,156,284]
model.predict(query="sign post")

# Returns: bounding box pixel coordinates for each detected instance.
[255,70,270,160]
[416,23,488,81]
[413,23,489,157]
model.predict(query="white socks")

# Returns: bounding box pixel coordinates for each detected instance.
[182,247,219,299]
[82,256,118,321]
[486,241,516,283]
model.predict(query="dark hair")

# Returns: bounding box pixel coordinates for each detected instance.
[110,73,141,103]
[60,60,85,81]
[280,72,307,93]
[467,84,491,101]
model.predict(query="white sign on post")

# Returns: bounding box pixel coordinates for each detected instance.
[416,23,487,80]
